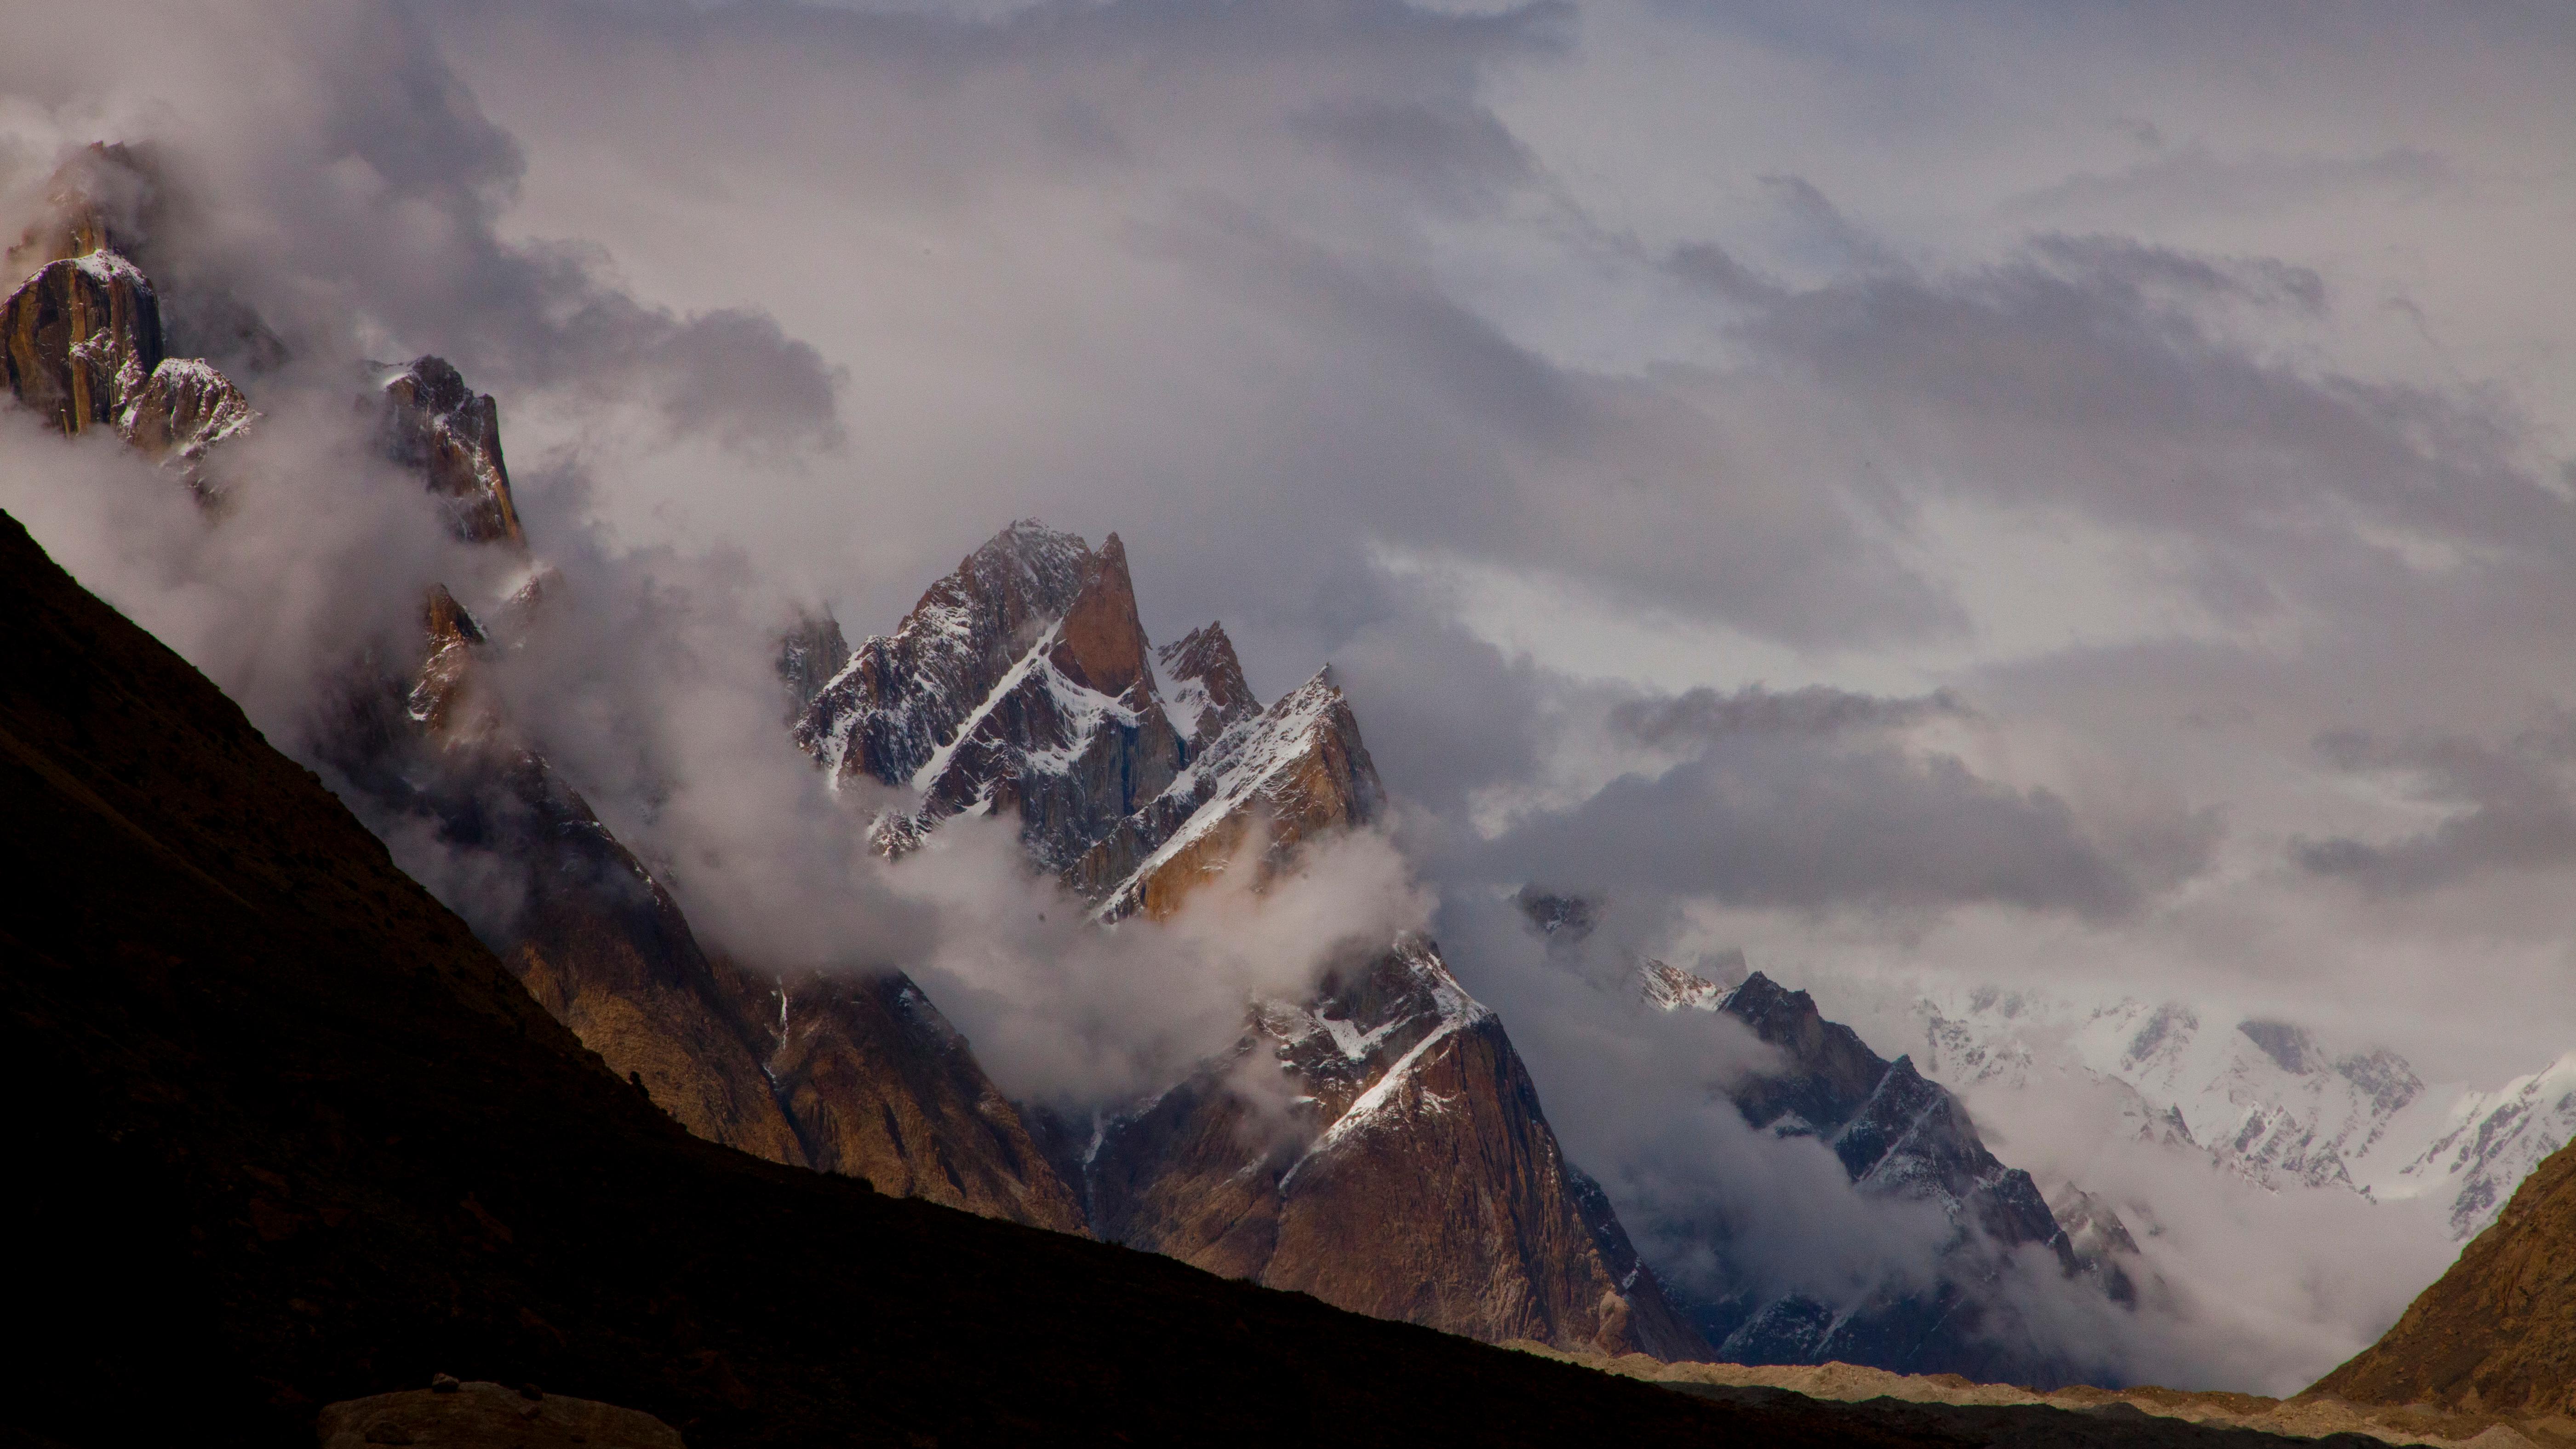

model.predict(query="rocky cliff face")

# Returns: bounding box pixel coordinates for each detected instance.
[1566,932,2107,1383]
[374,356,526,548]
[2,248,163,435]
[1057,937,1706,1360]
[762,969,1088,1227]
[338,364,1085,1233]
[2,153,253,480]
[804,521,1705,1359]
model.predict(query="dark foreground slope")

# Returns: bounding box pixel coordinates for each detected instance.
[0,505,2407,1449]
[0,506,1878,1449]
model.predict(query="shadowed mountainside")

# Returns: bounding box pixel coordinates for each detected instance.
[0,503,2428,1449]
[0,504,1884,1447]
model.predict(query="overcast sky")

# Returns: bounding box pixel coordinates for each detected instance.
[347,0,2576,1083]
[8,0,2576,1388]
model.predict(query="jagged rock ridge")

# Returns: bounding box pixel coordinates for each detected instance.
[332,359,1083,1232]
[802,521,1705,1359]
[0,175,1083,1238]
[1523,909,2111,1384]
[3,147,254,481]
[0,503,1889,1446]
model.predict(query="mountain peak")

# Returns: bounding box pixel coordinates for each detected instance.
[378,355,525,547]
[1050,530,1153,702]
[4,142,158,277]
[1156,621,1257,747]
[3,246,164,437]
[1640,959,1722,1012]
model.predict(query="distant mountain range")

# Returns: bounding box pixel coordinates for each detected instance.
[1897,983,2576,1241]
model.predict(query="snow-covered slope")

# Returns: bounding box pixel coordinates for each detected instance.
[796,521,1382,911]
[1901,984,2576,1240]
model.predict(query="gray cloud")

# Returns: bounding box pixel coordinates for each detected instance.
[1476,736,2195,921]
[2007,143,2456,223]
[2293,716,2576,895]
[1611,682,1970,745]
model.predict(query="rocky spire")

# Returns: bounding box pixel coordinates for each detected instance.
[376,356,526,547]
[2,248,164,436]
[778,608,851,721]
[824,521,1705,1360]
[797,521,1189,870]
[1,146,252,475]
[1156,621,1258,749]
[1050,532,1153,701]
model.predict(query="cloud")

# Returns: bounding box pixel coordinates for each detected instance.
[0,0,841,449]
[2006,143,2456,223]
[1461,681,2215,922]
[2292,715,2576,895]
[1611,682,1970,745]
[1480,742,2176,921]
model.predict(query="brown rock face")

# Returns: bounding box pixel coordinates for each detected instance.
[339,365,1078,1231]
[812,521,1706,1359]
[2307,1135,2576,1413]
[1051,532,1153,700]
[1083,667,1383,919]
[377,356,526,547]
[762,971,1087,1231]
[317,1380,685,1449]
[1073,939,1707,1360]
[1,250,163,435]
[3,152,256,480]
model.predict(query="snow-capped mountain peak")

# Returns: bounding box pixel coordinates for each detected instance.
[1906,984,2574,1239]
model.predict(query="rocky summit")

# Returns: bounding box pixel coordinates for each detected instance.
[1,147,253,478]
[1657,963,2109,1383]
[799,520,1704,1359]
